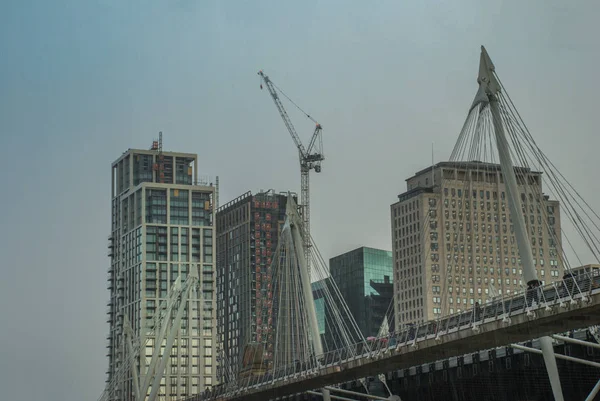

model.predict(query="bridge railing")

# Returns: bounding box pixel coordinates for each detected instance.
[193,271,599,400]
[362,271,597,357]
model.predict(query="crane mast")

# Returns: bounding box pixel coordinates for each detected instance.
[258,70,324,273]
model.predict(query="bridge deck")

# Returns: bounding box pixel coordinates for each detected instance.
[218,284,600,401]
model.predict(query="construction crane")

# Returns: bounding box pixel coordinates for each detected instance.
[258,70,324,273]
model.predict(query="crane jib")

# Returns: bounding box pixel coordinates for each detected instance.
[258,70,325,275]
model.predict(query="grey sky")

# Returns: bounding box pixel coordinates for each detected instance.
[1,1,599,400]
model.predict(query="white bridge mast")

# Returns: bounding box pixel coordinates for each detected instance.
[475,46,564,401]
[285,195,331,401]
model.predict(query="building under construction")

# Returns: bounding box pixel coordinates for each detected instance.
[215,190,297,382]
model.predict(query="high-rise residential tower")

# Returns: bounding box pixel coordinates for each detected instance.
[390,161,561,328]
[107,146,217,400]
[215,190,295,381]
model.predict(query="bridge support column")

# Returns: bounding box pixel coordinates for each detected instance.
[552,334,600,350]
[124,316,141,401]
[289,196,331,401]
[307,390,360,401]
[585,378,600,401]
[510,343,600,368]
[491,95,564,399]
[478,45,565,401]
[148,278,194,401]
[324,386,391,400]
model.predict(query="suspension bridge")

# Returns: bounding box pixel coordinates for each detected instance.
[194,46,600,401]
[100,46,600,401]
[188,200,600,401]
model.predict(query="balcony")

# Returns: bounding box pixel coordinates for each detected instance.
[108,235,114,257]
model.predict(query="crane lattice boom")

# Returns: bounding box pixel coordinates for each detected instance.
[258,70,324,272]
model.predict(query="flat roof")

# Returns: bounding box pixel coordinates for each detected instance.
[395,186,434,203]
[330,246,392,261]
[112,148,197,166]
[408,161,541,182]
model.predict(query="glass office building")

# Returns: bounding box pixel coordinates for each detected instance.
[329,247,393,339]
[311,280,327,335]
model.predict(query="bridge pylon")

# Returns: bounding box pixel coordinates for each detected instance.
[284,194,331,401]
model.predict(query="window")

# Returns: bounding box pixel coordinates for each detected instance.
[170,189,189,225]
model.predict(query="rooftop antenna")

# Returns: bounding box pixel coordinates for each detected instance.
[150,131,165,183]
[158,131,164,183]
[215,176,219,209]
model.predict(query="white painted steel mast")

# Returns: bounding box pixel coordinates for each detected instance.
[474,46,564,401]
[123,316,141,401]
[284,195,331,401]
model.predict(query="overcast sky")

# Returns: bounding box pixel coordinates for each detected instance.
[1,1,599,400]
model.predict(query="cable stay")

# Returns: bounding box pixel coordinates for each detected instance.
[206,48,600,401]
[152,48,600,401]
[213,194,372,400]
[98,270,205,401]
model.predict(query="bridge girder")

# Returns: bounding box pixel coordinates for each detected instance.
[226,294,600,401]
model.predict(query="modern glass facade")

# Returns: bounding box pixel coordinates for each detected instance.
[329,247,393,339]
[311,280,327,335]
[108,149,217,401]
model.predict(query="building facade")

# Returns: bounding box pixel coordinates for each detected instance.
[329,247,393,340]
[311,280,327,336]
[368,276,395,336]
[107,147,217,400]
[390,161,562,328]
[215,190,295,381]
